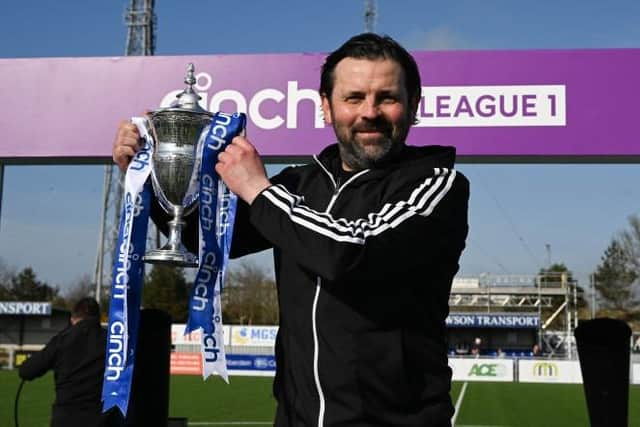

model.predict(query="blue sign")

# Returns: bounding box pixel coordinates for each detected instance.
[0,301,52,315]
[226,354,276,371]
[446,313,539,328]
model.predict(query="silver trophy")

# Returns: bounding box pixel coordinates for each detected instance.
[143,63,212,267]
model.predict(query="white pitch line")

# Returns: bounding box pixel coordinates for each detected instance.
[189,422,272,426]
[451,381,468,426]
[457,425,507,427]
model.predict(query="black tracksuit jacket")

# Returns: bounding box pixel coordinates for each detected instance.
[173,143,469,426]
[18,318,108,427]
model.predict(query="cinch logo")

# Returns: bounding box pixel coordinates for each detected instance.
[533,362,558,377]
[105,320,126,381]
[160,72,324,131]
[468,363,505,377]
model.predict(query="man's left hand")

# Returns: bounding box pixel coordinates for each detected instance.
[215,136,271,204]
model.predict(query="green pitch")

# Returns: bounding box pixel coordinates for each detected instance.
[1,371,638,426]
[451,381,640,426]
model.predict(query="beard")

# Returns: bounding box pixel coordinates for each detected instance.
[333,114,411,171]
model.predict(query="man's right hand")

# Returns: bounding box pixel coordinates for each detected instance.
[113,120,141,171]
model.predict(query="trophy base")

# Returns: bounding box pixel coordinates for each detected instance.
[143,248,198,268]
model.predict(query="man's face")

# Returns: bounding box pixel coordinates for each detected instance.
[321,57,416,171]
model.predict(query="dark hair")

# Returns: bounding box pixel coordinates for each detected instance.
[320,33,422,105]
[72,297,100,319]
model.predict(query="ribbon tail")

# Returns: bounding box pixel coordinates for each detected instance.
[102,395,129,417]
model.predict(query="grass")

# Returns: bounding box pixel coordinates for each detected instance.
[1,370,639,427]
[1,371,277,427]
[169,375,276,423]
[452,382,589,427]
[452,381,640,427]
[2,371,54,427]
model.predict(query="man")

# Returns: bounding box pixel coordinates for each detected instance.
[114,33,469,426]
[18,298,108,427]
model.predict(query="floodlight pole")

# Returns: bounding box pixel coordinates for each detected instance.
[590,273,596,319]
[364,0,376,33]
[94,164,112,304]
[95,0,156,302]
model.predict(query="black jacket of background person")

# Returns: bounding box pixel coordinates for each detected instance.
[18,317,107,427]
[158,143,469,426]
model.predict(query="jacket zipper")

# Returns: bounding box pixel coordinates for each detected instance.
[311,156,368,426]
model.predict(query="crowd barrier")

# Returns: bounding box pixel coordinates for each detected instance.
[3,324,638,383]
[171,324,277,376]
[168,325,640,383]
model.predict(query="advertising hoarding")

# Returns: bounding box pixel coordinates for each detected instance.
[518,359,583,384]
[0,302,52,316]
[229,325,278,347]
[171,324,231,346]
[3,49,640,161]
[446,313,539,328]
[449,357,514,382]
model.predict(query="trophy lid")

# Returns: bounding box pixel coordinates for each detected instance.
[152,63,212,116]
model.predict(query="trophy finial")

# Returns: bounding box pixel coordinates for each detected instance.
[169,62,209,113]
[185,63,196,89]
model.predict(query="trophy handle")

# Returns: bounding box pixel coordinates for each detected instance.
[150,168,180,215]
[180,123,211,216]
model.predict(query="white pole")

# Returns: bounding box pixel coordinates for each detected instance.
[590,273,596,319]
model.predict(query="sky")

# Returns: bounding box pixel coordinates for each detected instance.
[1,0,640,295]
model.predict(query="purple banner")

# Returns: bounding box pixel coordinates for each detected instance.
[1,49,639,159]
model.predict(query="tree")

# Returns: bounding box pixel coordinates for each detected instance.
[538,263,587,308]
[0,257,14,300]
[222,262,278,325]
[64,274,95,302]
[538,263,573,287]
[590,214,640,321]
[8,267,59,301]
[55,274,97,311]
[142,265,191,322]
[620,214,640,274]
[593,237,639,313]
[0,282,9,300]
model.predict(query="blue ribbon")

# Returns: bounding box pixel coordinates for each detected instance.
[102,120,153,416]
[186,112,245,380]
[102,112,245,415]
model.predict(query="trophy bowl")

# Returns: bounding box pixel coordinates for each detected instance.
[142,64,212,267]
